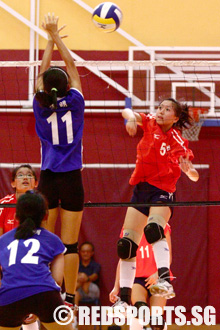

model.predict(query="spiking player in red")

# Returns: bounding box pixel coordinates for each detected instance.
[116,99,199,306]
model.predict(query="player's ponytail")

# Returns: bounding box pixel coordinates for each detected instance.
[15,191,47,240]
[35,90,53,108]
[163,98,193,130]
[35,67,69,109]
[50,87,58,109]
[15,217,36,240]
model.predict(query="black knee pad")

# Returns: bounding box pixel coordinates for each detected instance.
[64,242,78,255]
[144,223,165,244]
[117,237,138,260]
[150,316,166,330]
[134,301,148,318]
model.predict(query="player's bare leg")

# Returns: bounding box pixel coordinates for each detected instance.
[60,208,83,306]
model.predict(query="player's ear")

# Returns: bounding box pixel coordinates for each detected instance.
[11,181,16,189]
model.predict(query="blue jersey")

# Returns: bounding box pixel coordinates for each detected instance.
[0,228,65,306]
[33,88,84,172]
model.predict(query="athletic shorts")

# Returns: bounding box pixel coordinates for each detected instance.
[130,181,176,217]
[0,290,64,327]
[133,277,152,297]
[38,169,84,211]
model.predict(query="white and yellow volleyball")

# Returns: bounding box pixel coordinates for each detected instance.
[92,2,123,33]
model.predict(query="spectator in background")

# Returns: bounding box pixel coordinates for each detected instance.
[75,241,101,304]
[73,242,100,330]
[0,164,38,236]
[0,164,39,330]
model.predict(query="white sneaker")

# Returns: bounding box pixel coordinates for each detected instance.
[149,279,175,299]
[72,316,78,330]
[109,297,129,317]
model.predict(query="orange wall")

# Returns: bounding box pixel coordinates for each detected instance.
[1,0,220,50]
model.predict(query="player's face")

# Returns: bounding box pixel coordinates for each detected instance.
[11,167,37,193]
[79,244,94,261]
[156,100,179,131]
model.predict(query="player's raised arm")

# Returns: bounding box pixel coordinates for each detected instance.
[42,13,82,93]
[122,108,143,137]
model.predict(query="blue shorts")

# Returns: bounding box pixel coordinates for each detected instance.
[133,277,151,297]
[130,182,176,217]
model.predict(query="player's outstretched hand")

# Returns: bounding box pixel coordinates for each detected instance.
[42,13,68,39]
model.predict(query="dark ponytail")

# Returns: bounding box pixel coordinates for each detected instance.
[50,87,58,109]
[35,90,53,108]
[163,98,193,130]
[15,191,47,240]
[15,217,36,240]
[35,66,69,109]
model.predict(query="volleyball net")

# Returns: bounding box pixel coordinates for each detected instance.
[0,54,220,313]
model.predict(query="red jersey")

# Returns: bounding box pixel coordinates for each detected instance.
[120,225,171,278]
[136,224,170,278]
[0,194,18,233]
[129,113,194,192]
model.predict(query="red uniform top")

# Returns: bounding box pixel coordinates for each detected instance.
[135,225,170,278]
[120,225,171,278]
[129,113,194,192]
[0,194,18,234]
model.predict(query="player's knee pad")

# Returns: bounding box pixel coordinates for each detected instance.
[117,237,138,260]
[64,242,78,255]
[144,214,166,244]
[150,316,166,330]
[134,301,148,318]
[144,222,165,244]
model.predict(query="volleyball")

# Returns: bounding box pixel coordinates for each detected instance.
[92,2,123,33]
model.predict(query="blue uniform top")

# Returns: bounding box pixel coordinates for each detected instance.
[33,88,85,172]
[0,228,65,306]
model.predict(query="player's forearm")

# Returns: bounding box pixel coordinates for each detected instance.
[36,39,54,91]
[40,39,54,74]
[50,31,82,91]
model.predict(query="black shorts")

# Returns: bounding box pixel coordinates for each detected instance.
[0,290,64,327]
[133,277,151,297]
[38,169,84,211]
[131,182,176,217]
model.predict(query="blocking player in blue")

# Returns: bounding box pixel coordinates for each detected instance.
[33,13,84,308]
[0,191,73,330]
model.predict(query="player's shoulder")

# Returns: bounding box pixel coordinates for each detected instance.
[0,194,16,204]
[35,228,63,244]
[0,228,16,242]
[68,88,84,100]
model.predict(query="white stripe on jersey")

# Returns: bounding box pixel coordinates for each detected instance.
[171,129,187,152]
[0,195,15,204]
